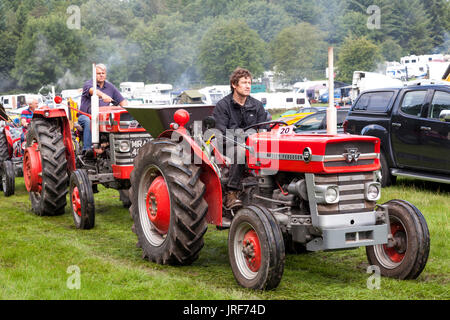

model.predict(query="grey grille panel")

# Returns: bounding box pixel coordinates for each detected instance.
[110,132,152,165]
[315,172,376,215]
[325,142,374,155]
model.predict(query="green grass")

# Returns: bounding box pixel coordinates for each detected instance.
[0,177,448,300]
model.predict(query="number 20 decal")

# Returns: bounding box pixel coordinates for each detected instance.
[278,126,295,136]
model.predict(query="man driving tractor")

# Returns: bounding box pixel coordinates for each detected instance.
[212,67,267,209]
[79,63,128,158]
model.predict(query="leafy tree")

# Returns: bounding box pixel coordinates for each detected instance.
[270,23,327,83]
[226,1,294,42]
[12,14,87,90]
[80,0,138,39]
[336,36,382,83]
[386,0,433,54]
[422,0,450,50]
[128,14,198,84]
[279,0,324,25]
[379,38,404,62]
[198,19,265,84]
[0,31,19,77]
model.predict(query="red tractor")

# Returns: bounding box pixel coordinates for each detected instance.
[0,105,25,197]
[125,105,430,290]
[22,94,151,229]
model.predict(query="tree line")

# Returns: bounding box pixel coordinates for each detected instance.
[0,0,448,93]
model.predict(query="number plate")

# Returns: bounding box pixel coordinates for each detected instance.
[130,137,151,157]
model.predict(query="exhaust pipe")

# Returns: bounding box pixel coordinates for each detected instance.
[327,47,337,135]
[91,63,99,148]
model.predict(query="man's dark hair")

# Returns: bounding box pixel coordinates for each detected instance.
[230,67,252,93]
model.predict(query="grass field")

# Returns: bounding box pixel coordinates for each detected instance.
[0,177,448,300]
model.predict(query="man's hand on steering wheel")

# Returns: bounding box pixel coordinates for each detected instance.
[243,120,289,132]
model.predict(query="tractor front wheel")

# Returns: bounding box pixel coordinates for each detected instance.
[0,131,9,163]
[228,205,285,290]
[70,169,95,229]
[366,199,430,279]
[119,189,131,208]
[1,160,15,196]
[129,138,208,265]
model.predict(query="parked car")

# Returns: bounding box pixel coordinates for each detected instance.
[344,84,450,186]
[293,108,350,134]
[279,106,328,125]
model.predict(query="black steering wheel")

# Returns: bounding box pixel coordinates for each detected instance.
[243,120,289,132]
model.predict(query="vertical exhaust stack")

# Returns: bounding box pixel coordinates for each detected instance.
[91,63,99,148]
[327,47,337,135]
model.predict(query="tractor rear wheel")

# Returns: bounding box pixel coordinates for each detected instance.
[366,199,430,279]
[228,205,285,290]
[70,169,95,229]
[1,160,15,196]
[129,138,208,265]
[25,118,68,216]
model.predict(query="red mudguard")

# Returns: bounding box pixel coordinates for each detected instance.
[159,129,224,227]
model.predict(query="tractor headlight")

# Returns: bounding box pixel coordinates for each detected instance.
[325,186,339,203]
[315,185,339,204]
[118,140,130,153]
[365,182,381,201]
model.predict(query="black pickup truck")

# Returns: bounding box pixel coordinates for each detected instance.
[344,84,450,186]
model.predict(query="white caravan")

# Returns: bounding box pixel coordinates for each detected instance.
[198,85,231,105]
[252,91,311,110]
[351,71,403,102]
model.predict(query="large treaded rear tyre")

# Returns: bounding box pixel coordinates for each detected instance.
[366,199,430,279]
[129,138,208,265]
[26,118,68,216]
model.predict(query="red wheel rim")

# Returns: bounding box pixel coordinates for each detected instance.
[72,186,82,217]
[146,176,170,235]
[23,143,42,193]
[242,230,261,272]
[383,222,406,263]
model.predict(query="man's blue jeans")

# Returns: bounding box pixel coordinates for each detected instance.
[77,114,92,151]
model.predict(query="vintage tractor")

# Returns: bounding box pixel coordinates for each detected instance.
[23,77,151,229]
[0,104,25,197]
[125,104,430,290]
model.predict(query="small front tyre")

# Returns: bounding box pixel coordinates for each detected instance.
[1,160,15,196]
[70,169,95,229]
[366,199,430,279]
[228,205,285,290]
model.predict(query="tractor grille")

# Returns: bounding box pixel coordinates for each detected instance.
[110,132,152,166]
[315,172,376,215]
[324,141,377,168]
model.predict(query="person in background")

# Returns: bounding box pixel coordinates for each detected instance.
[21,98,38,129]
[79,63,127,157]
